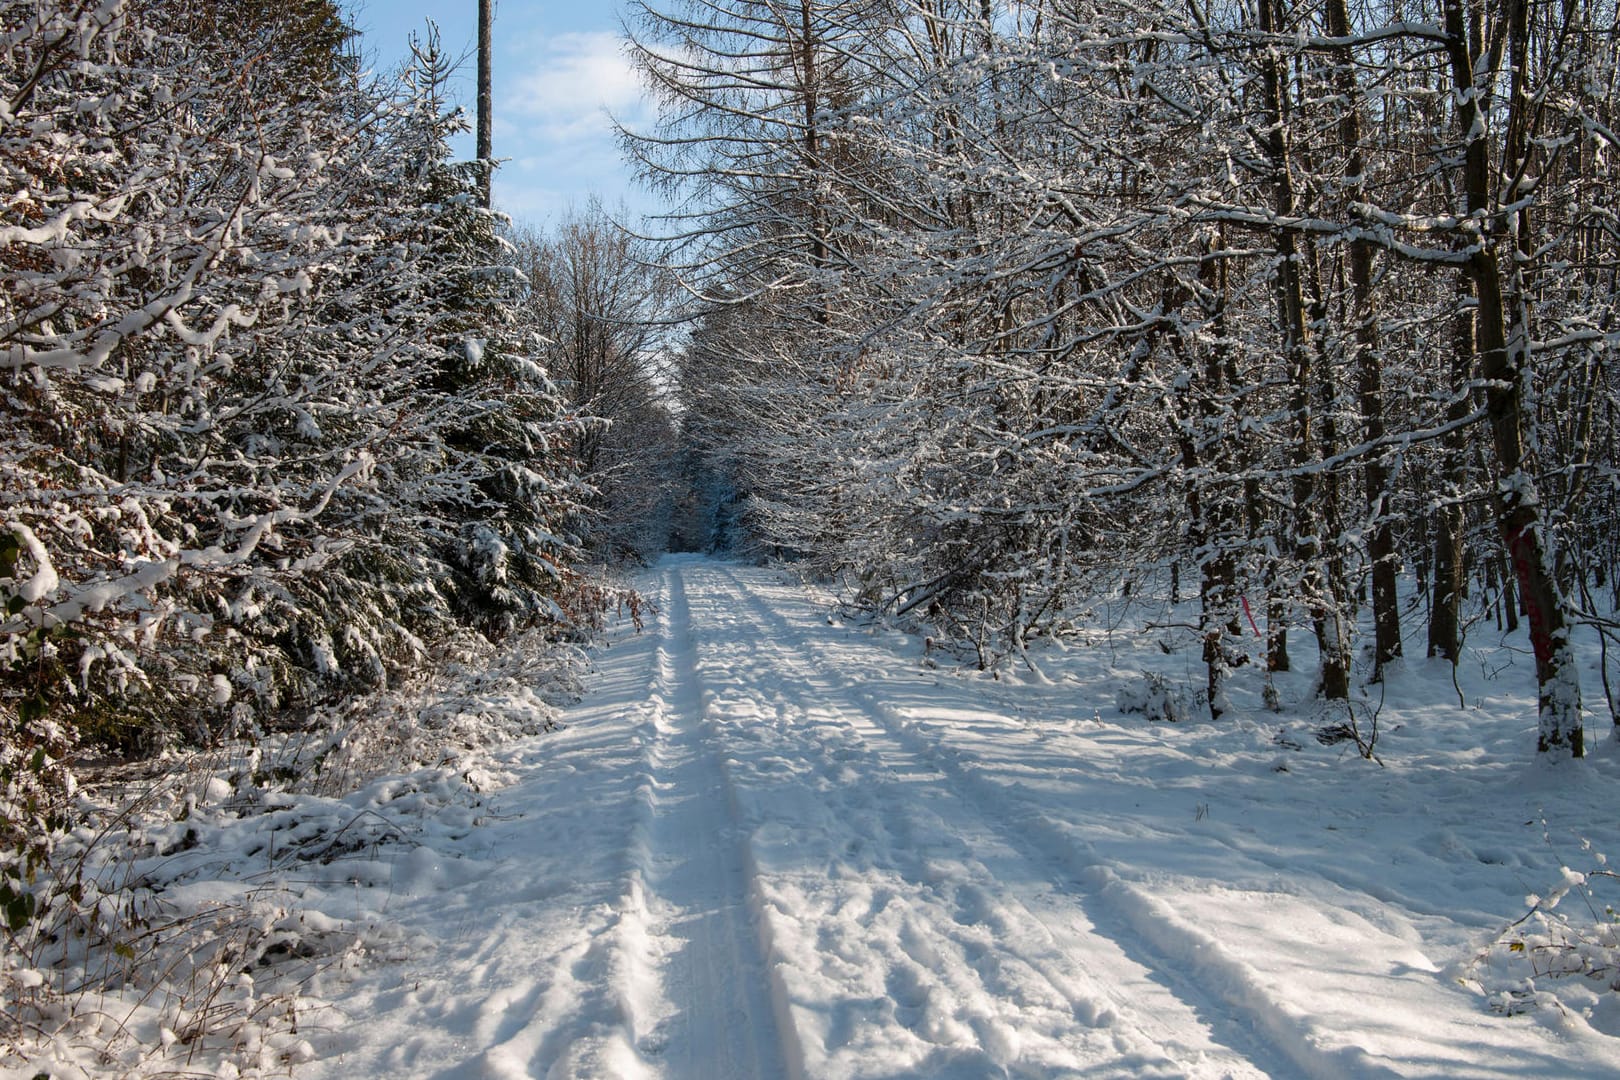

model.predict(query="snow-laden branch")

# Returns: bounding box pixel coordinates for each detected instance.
[3,455,375,637]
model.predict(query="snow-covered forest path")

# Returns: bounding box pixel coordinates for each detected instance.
[305,557,1620,1079]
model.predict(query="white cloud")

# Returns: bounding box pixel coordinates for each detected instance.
[483,26,664,223]
[506,31,650,141]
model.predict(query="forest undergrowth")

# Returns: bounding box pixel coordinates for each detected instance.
[1,619,588,1078]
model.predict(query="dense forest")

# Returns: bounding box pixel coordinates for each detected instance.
[629,0,1620,755]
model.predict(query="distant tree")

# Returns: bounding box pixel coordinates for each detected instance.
[510,209,679,562]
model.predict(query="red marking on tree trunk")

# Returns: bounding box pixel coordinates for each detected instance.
[1506,524,1554,667]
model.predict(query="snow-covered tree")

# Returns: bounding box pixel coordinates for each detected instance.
[634,0,1617,749]
[509,210,680,562]
[0,0,592,763]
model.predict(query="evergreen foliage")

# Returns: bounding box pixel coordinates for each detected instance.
[0,0,595,835]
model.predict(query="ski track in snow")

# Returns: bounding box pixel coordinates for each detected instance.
[302,556,1620,1079]
[636,565,796,1079]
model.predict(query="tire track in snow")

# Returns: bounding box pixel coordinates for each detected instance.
[703,561,1392,1080]
[307,596,676,1080]
[684,562,1277,1079]
[620,564,800,1080]
[464,589,673,1080]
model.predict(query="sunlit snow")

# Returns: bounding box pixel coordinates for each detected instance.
[247,557,1620,1079]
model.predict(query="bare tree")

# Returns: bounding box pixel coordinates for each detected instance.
[634,0,1617,747]
[511,209,681,560]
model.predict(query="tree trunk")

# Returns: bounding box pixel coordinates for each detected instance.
[1443,0,1583,755]
[798,0,827,269]
[1179,233,1240,719]
[1327,0,1400,675]
[1258,0,1347,700]
[1428,287,1473,661]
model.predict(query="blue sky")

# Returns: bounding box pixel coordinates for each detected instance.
[343,1,658,225]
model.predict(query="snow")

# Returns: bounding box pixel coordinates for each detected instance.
[283,557,1620,1077]
[15,555,1620,1078]
[10,523,59,602]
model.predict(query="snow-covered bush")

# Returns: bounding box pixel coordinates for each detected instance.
[296,625,587,794]
[1464,844,1620,1018]
[3,763,404,1076]
[1,0,593,749]
[1115,672,1190,724]
[0,605,581,1074]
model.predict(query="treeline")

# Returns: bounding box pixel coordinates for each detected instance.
[0,0,645,860]
[630,0,1620,754]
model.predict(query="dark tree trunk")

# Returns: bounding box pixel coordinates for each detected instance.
[1258,0,1347,700]
[1443,0,1583,755]
[1177,233,1240,719]
[798,0,827,269]
[1428,291,1472,661]
[1327,0,1400,676]
[1496,545,1520,633]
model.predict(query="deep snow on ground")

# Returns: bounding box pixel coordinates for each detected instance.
[14,555,1620,1078]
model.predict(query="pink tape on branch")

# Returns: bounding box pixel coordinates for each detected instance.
[1240,595,1262,638]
